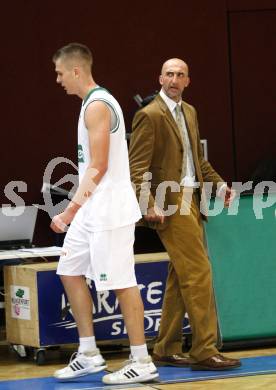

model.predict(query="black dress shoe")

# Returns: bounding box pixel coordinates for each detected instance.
[152,353,193,367]
[191,354,242,371]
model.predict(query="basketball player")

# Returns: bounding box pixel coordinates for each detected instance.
[51,43,158,385]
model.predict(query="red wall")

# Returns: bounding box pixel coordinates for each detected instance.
[228,8,276,181]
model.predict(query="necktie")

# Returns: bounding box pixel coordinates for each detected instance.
[175,105,187,179]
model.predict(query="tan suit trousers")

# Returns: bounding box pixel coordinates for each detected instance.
[153,189,219,361]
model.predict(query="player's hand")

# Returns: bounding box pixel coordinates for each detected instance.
[50,214,68,233]
[50,202,80,233]
[144,206,165,224]
[50,209,74,233]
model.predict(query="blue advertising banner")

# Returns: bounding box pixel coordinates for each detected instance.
[37,260,190,346]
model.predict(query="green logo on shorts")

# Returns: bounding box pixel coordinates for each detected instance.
[100,273,107,281]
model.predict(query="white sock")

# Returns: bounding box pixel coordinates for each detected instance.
[78,336,97,354]
[130,344,149,360]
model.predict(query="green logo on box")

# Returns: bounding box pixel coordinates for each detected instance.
[16,289,24,298]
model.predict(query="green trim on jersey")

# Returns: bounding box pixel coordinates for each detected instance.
[82,86,109,105]
[84,98,120,134]
[91,98,120,133]
[83,87,120,133]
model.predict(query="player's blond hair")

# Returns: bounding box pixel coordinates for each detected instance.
[53,43,93,71]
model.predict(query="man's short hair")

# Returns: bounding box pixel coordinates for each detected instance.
[53,43,93,68]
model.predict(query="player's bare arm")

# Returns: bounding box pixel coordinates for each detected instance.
[51,101,110,233]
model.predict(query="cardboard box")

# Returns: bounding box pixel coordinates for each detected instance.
[4,262,59,347]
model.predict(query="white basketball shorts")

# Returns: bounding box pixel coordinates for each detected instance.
[56,217,137,292]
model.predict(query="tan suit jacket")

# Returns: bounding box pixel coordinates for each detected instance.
[129,94,224,229]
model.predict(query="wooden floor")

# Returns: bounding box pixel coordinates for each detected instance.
[1,340,276,389]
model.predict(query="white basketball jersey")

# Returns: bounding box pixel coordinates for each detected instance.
[76,86,141,231]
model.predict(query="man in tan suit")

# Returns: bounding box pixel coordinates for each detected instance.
[129,58,241,370]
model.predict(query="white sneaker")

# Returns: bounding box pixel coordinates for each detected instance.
[54,349,107,381]
[102,355,159,384]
